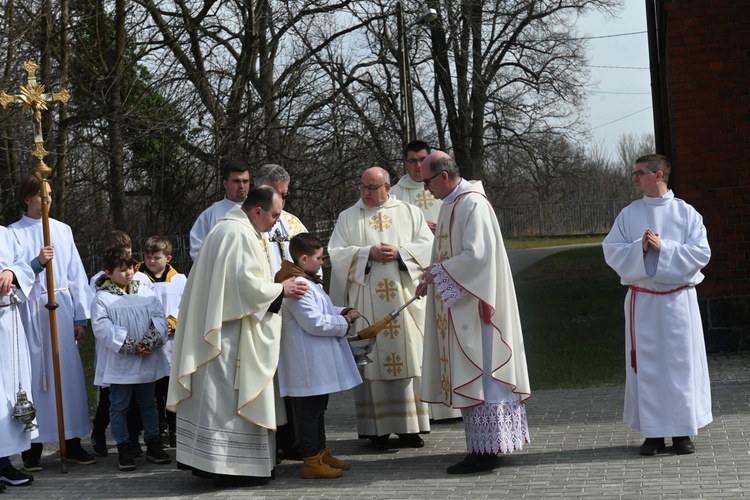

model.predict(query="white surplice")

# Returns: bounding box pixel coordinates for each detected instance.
[603,190,712,437]
[328,195,433,436]
[189,197,241,260]
[8,216,94,442]
[168,206,284,478]
[0,226,39,457]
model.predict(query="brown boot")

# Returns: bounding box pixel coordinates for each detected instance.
[321,448,351,470]
[302,452,343,479]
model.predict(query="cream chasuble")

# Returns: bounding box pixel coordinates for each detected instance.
[421,181,531,409]
[390,176,442,227]
[167,205,284,477]
[329,196,432,381]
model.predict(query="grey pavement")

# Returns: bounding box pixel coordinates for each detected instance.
[8,352,750,500]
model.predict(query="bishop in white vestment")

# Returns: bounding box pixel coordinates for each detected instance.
[328,167,433,448]
[603,154,711,456]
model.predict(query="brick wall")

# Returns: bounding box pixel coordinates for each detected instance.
[659,0,750,351]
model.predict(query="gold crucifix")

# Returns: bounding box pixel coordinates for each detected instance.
[0,60,71,179]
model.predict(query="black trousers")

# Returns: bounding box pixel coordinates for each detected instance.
[290,394,329,458]
[154,375,176,434]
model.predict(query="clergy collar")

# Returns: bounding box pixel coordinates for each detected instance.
[442,178,471,204]
[642,189,674,205]
[354,194,401,210]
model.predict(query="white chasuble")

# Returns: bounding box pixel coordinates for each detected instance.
[9,216,94,442]
[603,190,712,437]
[329,196,433,382]
[390,176,442,227]
[422,182,531,410]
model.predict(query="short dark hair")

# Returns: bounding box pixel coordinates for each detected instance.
[403,140,431,158]
[288,233,324,264]
[103,230,132,249]
[635,154,671,181]
[144,235,173,256]
[242,185,278,211]
[221,159,251,181]
[17,175,50,212]
[430,155,460,180]
[101,247,135,273]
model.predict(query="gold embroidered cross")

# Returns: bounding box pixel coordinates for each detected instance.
[414,190,435,210]
[381,318,400,339]
[436,313,448,339]
[383,353,403,376]
[376,279,398,302]
[369,212,392,231]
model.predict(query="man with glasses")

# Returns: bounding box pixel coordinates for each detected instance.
[168,186,308,487]
[603,154,712,456]
[416,151,531,474]
[329,166,433,450]
[189,159,251,261]
[390,140,442,233]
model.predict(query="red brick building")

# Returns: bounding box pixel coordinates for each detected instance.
[648,0,750,352]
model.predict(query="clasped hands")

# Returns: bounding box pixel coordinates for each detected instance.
[642,229,661,252]
[369,243,399,263]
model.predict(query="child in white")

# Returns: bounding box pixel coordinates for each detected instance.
[90,247,171,471]
[275,233,362,479]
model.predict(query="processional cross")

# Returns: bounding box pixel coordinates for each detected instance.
[0,61,71,473]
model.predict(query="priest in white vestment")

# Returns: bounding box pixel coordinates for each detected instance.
[168,186,308,487]
[603,154,712,456]
[9,177,96,470]
[189,161,251,260]
[328,167,433,449]
[416,152,531,474]
[0,225,38,484]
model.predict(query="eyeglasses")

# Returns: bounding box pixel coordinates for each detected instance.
[631,170,657,178]
[359,183,386,192]
[405,156,428,166]
[423,170,444,187]
[279,192,290,200]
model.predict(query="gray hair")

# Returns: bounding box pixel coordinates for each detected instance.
[431,156,460,180]
[254,164,290,187]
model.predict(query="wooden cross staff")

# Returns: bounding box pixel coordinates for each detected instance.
[0,61,71,474]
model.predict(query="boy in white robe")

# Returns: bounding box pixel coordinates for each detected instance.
[603,154,712,456]
[0,225,37,488]
[9,176,96,470]
[90,247,172,471]
[275,233,362,479]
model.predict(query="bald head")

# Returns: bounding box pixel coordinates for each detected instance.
[421,151,452,177]
[359,167,391,207]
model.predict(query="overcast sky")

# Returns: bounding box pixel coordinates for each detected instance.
[578,2,655,157]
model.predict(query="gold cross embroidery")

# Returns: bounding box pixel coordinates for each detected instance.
[377,279,398,302]
[383,353,403,376]
[381,318,400,339]
[436,313,448,340]
[414,190,435,210]
[440,347,451,400]
[369,212,392,231]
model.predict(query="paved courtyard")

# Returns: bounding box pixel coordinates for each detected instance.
[8,352,750,499]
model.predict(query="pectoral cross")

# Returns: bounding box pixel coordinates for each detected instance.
[269,226,289,259]
[0,61,71,178]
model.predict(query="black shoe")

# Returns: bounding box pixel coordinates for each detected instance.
[672,436,696,454]
[0,465,34,486]
[91,432,109,456]
[159,432,170,448]
[117,442,136,471]
[368,435,391,450]
[146,439,172,464]
[446,453,498,474]
[639,437,666,456]
[21,443,42,472]
[130,441,144,458]
[67,441,96,465]
[397,433,425,448]
[0,481,6,492]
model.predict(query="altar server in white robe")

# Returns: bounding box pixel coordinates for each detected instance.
[603,153,712,456]
[391,141,461,423]
[417,152,531,475]
[0,225,38,487]
[189,160,250,260]
[9,176,96,470]
[168,186,307,487]
[329,166,433,449]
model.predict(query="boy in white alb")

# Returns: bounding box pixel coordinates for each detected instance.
[90,247,172,471]
[137,236,187,448]
[274,233,362,479]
